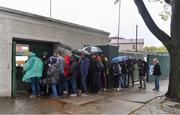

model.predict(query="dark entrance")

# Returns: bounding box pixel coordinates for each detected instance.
[12,38,54,97]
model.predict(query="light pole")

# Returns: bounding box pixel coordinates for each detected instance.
[136,25,138,52]
[114,0,121,51]
[50,0,52,18]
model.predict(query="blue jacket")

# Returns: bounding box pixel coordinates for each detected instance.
[79,57,90,75]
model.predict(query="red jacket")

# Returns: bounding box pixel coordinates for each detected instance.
[64,55,70,77]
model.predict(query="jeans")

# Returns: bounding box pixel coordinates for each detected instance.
[139,76,146,88]
[128,72,134,87]
[62,75,68,92]
[119,74,123,88]
[114,75,120,88]
[101,72,107,89]
[81,72,88,93]
[30,77,40,95]
[58,72,63,96]
[69,76,77,94]
[51,84,58,97]
[93,72,99,93]
[155,76,160,90]
[122,74,127,87]
[97,72,102,91]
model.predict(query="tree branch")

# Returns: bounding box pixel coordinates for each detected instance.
[134,0,171,46]
[164,0,172,6]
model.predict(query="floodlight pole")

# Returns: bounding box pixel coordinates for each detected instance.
[50,0,52,18]
[136,25,138,52]
[117,0,121,52]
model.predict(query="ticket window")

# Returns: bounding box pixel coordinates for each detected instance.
[15,44,30,95]
[16,44,29,67]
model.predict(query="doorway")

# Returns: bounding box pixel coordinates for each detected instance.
[12,38,54,97]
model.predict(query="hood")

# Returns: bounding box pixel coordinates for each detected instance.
[29,52,36,57]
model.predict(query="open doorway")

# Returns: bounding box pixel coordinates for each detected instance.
[12,38,54,97]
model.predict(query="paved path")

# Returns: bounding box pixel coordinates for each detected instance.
[0,78,179,114]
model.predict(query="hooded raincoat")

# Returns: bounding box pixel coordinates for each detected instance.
[22,53,43,82]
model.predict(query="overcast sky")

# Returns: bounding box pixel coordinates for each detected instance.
[0,0,171,47]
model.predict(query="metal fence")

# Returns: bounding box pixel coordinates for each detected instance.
[147,53,170,81]
[95,46,170,87]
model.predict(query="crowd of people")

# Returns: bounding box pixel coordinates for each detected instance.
[22,50,161,98]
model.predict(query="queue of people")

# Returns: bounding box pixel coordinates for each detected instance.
[112,60,136,91]
[22,50,161,98]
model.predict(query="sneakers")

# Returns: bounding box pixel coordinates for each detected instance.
[152,88,159,92]
[78,89,82,93]
[103,88,107,91]
[114,88,117,91]
[82,93,88,96]
[50,96,59,99]
[138,87,142,88]
[29,95,36,98]
[98,90,102,93]
[117,87,122,91]
[70,94,77,97]
[63,91,68,94]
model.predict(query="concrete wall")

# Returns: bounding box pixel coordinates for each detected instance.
[0,8,109,96]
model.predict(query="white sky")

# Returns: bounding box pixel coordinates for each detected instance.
[0,0,171,47]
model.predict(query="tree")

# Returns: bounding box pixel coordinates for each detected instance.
[144,46,168,52]
[134,0,180,101]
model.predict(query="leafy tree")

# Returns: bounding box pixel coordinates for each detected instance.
[144,46,168,52]
[134,0,180,101]
[148,0,171,21]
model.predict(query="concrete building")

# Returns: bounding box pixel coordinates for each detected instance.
[0,6,109,97]
[110,37,144,52]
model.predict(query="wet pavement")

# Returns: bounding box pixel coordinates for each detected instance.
[0,78,180,114]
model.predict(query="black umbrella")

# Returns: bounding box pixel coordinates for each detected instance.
[126,58,137,65]
[136,59,148,67]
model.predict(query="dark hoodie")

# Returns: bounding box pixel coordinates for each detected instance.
[42,53,49,78]
[69,57,79,76]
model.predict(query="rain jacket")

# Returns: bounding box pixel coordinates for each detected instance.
[47,63,59,84]
[64,55,70,77]
[69,61,79,76]
[22,53,43,82]
[153,63,161,76]
[112,63,122,76]
[79,57,90,76]
[138,64,148,76]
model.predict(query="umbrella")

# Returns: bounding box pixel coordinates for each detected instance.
[82,46,103,53]
[111,56,130,63]
[136,59,148,67]
[126,58,137,65]
[71,49,89,55]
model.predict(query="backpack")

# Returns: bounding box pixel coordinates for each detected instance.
[49,56,59,64]
[113,63,121,75]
